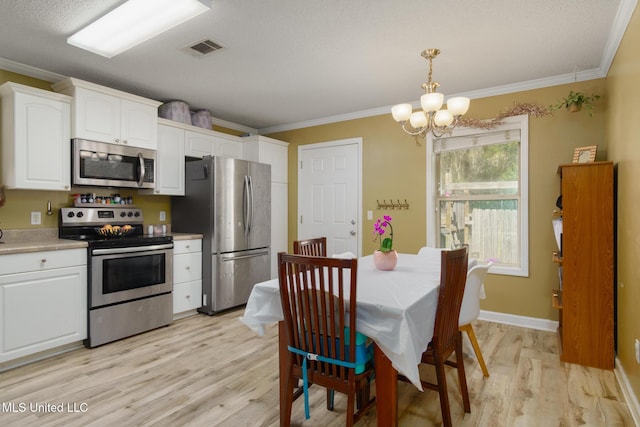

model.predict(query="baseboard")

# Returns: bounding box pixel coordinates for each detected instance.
[478,310,559,332]
[615,357,640,427]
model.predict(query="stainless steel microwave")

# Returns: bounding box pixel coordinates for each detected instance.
[72,139,156,189]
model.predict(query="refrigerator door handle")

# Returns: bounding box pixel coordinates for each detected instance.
[247,175,254,235]
[221,250,269,261]
[243,175,250,238]
[203,162,208,178]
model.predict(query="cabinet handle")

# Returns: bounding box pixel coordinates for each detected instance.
[185,266,190,270]
[123,139,128,145]
[40,258,47,263]
[186,295,191,299]
[185,245,190,249]
[115,138,120,144]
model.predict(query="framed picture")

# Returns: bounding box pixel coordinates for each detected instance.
[572,145,597,163]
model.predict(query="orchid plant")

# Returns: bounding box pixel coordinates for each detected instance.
[373,215,394,252]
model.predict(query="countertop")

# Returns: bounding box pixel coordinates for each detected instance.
[0,239,88,255]
[0,229,203,255]
[170,233,204,241]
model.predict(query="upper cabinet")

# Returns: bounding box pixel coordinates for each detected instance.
[184,126,243,159]
[0,82,72,191]
[142,120,186,196]
[52,77,161,150]
[243,135,288,183]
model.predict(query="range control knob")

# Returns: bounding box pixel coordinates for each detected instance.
[77,211,84,218]
[120,211,127,217]
[127,211,134,217]
[67,211,75,218]
[134,211,140,217]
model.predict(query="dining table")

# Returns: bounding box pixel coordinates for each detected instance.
[240,252,448,427]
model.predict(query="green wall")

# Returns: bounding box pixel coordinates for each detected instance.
[268,79,607,323]
[605,3,640,408]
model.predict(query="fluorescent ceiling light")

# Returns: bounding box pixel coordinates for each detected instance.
[67,0,211,58]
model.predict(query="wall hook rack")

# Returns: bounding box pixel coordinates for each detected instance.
[377,199,410,210]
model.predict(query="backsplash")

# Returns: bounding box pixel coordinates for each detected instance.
[0,187,171,230]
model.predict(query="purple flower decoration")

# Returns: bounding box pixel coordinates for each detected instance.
[373,215,394,252]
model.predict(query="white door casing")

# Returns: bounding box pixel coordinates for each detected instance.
[298,138,362,257]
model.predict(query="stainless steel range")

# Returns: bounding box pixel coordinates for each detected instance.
[59,207,173,348]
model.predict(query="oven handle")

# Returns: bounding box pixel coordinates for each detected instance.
[92,243,173,256]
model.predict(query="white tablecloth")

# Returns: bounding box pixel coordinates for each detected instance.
[240,253,444,390]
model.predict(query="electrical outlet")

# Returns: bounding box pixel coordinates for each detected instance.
[31,211,41,225]
[635,339,640,364]
[159,211,166,221]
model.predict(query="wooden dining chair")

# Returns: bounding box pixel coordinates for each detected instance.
[400,246,470,427]
[278,252,375,427]
[293,237,327,257]
[459,262,493,378]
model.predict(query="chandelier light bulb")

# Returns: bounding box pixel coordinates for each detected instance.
[421,92,444,113]
[434,109,454,127]
[409,111,428,128]
[447,97,470,116]
[391,103,413,122]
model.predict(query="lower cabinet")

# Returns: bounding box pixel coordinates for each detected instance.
[0,249,87,364]
[173,239,202,316]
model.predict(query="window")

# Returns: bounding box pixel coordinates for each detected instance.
[426,115,528,276]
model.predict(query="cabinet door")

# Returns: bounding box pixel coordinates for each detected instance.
[173,280,202,314]
[0,266,87,362]
[120,99,158,150]
[185,130,216,158]
[74,87,120,143]
[271,181,288,278]
[4,91,71,191]
[152,124,185,195]
[174,252,202,284]
[259,141,288,183]
[213,134,243,159]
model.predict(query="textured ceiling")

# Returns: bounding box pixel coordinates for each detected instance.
[0,0,634,132]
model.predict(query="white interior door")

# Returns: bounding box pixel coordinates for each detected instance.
[298,138,361,257]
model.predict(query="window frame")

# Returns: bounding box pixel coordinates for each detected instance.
[426,114,529,277]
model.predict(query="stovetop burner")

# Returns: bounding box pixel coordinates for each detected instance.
[59,207,172,248]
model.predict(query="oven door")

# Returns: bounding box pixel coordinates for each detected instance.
[90,243,173,308]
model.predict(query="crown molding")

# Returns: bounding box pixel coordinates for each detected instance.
[257,68,606,135]
[0,57,65,82]
[211,117,257,135]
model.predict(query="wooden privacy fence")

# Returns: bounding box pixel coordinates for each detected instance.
[469,208,518,264]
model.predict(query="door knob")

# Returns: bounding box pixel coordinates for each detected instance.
[351,220,356,225]
[350,230,356,236]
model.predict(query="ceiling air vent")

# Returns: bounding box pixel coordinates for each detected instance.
[182,39,223,57]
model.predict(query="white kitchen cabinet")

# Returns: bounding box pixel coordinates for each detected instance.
[0,249,87,363]
[0,82,72,191]
[52,77,160,150]
[242,135,289,278]
[142,121,185,195]
[173,239,202,317]
[184,127,243,159]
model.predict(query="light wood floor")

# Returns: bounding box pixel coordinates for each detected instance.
[0,309,634,426]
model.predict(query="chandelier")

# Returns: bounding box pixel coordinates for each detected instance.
[391,49,470,138]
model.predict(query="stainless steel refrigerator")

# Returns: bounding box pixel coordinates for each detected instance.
[172,156,271,315]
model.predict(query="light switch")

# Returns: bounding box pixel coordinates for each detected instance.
[367,210,373,220]
[160,211,166,221]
